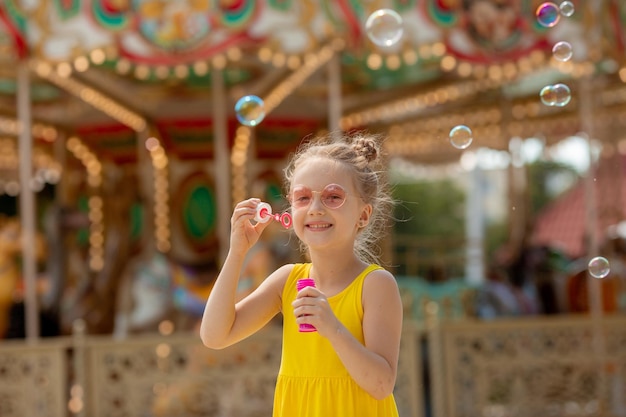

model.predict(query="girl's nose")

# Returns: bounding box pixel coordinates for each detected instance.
[307,193,325,214]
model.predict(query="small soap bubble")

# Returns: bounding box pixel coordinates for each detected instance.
[540,83,571,107]
[540,85,557,106]
[552,41,573,62]
[449,125,473,149]
[559,1,575,17]
[365,9,404,47]
[536,2,560,27]
[588,256,610,279]
[235,95,265,126]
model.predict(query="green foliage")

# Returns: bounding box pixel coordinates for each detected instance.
[484,220,509,260]
[392,179,465,237]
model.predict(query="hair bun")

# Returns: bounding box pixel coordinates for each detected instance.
[353,137,378,164]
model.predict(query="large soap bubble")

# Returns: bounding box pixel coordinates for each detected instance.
[536,2,560,28]
[588,256,610,279]
[540,83,571,107]
[235,95,266,127]
[449,125,473,150]
[365,9,404,47]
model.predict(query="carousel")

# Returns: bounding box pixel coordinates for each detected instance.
[0,1,626,415]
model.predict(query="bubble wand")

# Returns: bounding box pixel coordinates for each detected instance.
[254,202,292,229]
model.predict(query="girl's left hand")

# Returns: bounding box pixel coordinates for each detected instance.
[292,286,342,338]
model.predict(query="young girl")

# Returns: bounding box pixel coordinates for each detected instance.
[200,133,403,417]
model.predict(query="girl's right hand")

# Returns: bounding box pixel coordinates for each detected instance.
[229,199,271,255]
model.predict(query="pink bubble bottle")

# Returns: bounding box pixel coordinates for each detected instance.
[296,278,317,332]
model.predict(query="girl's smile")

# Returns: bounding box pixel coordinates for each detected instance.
[305,221,333,230]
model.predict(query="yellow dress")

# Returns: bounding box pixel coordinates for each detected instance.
[273,263,400,417]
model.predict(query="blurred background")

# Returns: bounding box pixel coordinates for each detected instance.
[0,1,625,416]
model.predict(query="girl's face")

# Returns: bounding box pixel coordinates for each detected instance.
[288,157,371,252]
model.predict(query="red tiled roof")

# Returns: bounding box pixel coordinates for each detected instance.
[531,154,626,258]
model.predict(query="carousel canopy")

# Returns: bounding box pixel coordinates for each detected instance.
[0,0,625,165]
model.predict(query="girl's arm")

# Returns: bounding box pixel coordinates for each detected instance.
[199,198,287,349]
[335,270,403,399]
[295,269,403,400]
[199,259,288,349]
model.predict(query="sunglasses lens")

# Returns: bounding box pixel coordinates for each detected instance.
[291,187,312,209]
[321,184,346,209]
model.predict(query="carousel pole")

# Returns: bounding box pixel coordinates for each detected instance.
[42,130,67,312]
[17,58,40,342]
[53,131,67,203]
[580,0,603,323]
[580,80,602,317]
[507,136,527,257]
[212,68,231,264]
[579,75,610,412]
[327,52,342,139]
[464,160,485,285]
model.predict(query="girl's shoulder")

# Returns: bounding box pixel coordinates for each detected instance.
[362,263,394,279]
[265,263,309,290]
[362,266,403,320]
[362,265,399,294]
[279,263,311,286]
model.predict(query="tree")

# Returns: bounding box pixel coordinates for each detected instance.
[391,179,466,277]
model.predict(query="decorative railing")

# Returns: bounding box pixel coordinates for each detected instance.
[428,314,626,417]
[0,337,70,416]
[1,315,625,417]
[0,323,423,417]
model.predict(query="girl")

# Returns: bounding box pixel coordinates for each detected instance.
[200,133,403,417]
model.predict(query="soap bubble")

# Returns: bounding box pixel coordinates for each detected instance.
[552,41,573,62]
[540,85,556,106]
[449,125,473,149]
[540,83,571,107]
[550,83,571,106]
[365,9,404,47]
[536,2,560,27]
[235,95,265,126]
[588,256,610,279]
[559,1,575,17]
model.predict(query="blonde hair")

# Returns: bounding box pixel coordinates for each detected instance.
[283,132,394,264]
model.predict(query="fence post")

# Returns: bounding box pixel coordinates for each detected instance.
[69,319,87,417]
[425,301,446,417]
[405,322,425,417]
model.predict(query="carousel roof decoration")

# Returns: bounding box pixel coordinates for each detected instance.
[0,0,28,59]
[0,1,623,167]
[425,0,552,63]
[0,2,574,183]
[0,1,613,134]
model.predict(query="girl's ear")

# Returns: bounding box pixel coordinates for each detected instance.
[359,203,373,227]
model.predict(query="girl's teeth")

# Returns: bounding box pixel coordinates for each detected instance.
[309,224,330,229]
